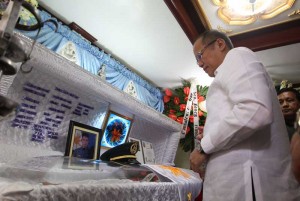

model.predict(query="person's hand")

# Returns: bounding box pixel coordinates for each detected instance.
[190,148,208,177]
[196,126,204,141]
[190,126,208,178]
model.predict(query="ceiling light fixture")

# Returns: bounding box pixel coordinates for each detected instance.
[226,0,272,16]
[211,0,296,25]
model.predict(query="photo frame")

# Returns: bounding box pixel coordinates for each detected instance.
[101,111,133,149]
[128,137,144,164]
[65,121,102,160]
[141,140,156,164]
[62,157,97,170]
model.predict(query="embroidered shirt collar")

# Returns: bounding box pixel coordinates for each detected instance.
[214,69,218,76]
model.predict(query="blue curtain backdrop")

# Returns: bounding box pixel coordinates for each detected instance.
[17,10,164,112]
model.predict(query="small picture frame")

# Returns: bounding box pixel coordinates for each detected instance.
[128,137,144,164]
[101,111,133,149]
[141,141,156,164]
[65,157,97,170]
[65,121,102,160]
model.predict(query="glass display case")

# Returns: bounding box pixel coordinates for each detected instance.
[0,156,201,201]
[0,156,159,184]
[0,31,201,200]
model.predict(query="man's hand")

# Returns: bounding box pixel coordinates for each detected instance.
[190,126,208,178]
[196,126,204,140]
[190,149,208,174]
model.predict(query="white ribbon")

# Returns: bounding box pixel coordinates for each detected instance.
[192,88,199,138]
[180,84,199,141]
[180,85,193,137]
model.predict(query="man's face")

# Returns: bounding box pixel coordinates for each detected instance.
[81,136,89,148]
[278,91,300,119]
[193,38,223,77]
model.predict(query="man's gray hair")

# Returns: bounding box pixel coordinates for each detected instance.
[195,30,234,49]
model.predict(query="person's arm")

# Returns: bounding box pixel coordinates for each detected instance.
[89,147,94,159]
[201,49,273,154]
[291,128,300,183]
[72,149,78,157]
[190,127,208,175]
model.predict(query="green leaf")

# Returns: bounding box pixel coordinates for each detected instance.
[175,112,183,116]
[164,81,209,152]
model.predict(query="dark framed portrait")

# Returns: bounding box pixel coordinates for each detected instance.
[62,157,97,170]
[65,121,102,160]
[101,111,133,149]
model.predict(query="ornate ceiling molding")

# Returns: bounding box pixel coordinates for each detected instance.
[215,0,296,25]
[260,0,295,19]
[164,0,300,51]
[217,7,257,25]
[288,9,300,17]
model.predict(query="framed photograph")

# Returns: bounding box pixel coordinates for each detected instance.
[101,111,133,149]
[128,137,144,164]
[141,141,156,164]
[62,157,97,170]
[65,121,102,160]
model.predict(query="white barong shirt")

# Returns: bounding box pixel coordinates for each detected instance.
[201,47,300,201]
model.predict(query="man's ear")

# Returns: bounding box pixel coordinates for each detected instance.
[216,38,227,52]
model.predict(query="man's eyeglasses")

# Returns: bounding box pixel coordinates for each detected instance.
[196,39,217,62]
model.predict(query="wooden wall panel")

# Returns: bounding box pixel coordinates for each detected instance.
[230,20,300,51]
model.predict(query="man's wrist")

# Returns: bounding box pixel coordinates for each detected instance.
[200,148,206,154]
[195,140,206,154]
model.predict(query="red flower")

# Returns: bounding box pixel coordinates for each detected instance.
[183,87,190,96]
[176,117,183,124]
[165,88,172,97]
[189,115,194,123]
[198,110,203,117]
[169,109,176,114]
[168,114,177,121]
[163,95,170,103]
[186,126,190,134]
[174,96,180,105]
[179,104,186,111]
[162,82,208,152]
[198,95,205,102]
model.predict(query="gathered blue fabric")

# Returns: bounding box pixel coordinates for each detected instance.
[17,10,164,112]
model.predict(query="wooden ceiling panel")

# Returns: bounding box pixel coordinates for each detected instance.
[164,0,200,43]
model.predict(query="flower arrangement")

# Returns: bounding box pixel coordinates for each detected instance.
[163,80,208,152]
[0,0,9,14]
[0,0,38,21]
[19,0,39,26]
